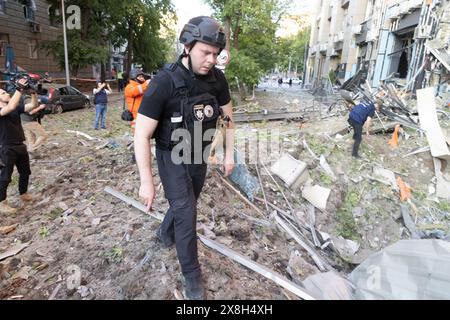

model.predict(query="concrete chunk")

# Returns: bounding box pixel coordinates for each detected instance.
[271,153,309,189]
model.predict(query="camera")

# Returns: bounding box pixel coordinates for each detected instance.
[5,72,39,93]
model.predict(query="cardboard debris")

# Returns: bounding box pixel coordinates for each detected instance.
[301,185,331,211]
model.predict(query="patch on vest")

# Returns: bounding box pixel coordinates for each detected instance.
[204,105,214,118]
[193,104,205,121]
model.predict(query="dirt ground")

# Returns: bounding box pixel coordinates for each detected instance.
[1,84,449,300]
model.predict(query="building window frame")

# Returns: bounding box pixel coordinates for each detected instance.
[0,0,6,14]
[0,34,9,57]
[28,38,38,59]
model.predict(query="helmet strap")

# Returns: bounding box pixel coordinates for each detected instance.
[187,55,196,80]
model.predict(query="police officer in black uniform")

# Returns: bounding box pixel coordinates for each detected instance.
[135,16,235,300]
[0,77,41,214]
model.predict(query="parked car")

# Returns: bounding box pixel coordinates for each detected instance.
[42,85,91,114]
[283,78,303,85]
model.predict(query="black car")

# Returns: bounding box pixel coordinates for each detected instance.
[43,85,91,114]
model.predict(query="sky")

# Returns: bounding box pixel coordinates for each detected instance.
[170,0,315,37]
[171,0,213,35]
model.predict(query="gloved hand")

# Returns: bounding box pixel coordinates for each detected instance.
[15,77,29,92]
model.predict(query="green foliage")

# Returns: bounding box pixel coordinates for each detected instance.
[275,27,310,73]
[206,0,291,90]
[335,208,359,241]
[335,187,362,240]
[39,226,50,238]
[42,31,108,76]
[319,172,333,187]
[107,246,124,262]
[226,49,263,89]
[438,201,450,213]
[42,0,175,74]
[46,208,64,220]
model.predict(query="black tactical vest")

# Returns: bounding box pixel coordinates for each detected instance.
[154,63,221,154]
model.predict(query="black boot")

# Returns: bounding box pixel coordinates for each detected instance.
[184,275,205,300]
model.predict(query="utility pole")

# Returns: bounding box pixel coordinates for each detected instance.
[62,0,70,86]
[288,56,292,78]
[302,42,308,89]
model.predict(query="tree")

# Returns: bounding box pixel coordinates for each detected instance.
[205,0,292,95]
[41,31,108,77]
[108,0,174,73]
[275,27,310,75]
[42,0,174,77]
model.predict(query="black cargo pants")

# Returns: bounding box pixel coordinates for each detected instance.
[155,148,207,279]
[0,144,31,202]
[347,117,363,157]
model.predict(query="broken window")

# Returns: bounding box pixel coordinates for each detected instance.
[0,0,6,14]
[48,3,60,27]
[19,0,36,22]
[397,38,414,79]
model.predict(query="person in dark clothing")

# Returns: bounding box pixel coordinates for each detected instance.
[347,99,381,158]
[0,78,40,214]
[93,81,112,130]
[135,16,235,300]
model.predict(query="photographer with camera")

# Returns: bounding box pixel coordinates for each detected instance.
[21,95,48,153]
[0,77,40,214]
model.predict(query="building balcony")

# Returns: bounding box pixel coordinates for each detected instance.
[355,20,371,45]
[334,41,343,51]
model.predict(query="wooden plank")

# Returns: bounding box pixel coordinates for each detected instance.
[215,172,266,219]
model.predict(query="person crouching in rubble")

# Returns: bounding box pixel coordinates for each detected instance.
[347,99,381,159]
[0,78,41,214]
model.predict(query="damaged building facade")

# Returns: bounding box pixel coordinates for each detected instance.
[307,0,450,94]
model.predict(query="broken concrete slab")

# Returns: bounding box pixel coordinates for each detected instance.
[331,236,360,262]
[373,166,399,191]
[417,87,450,160]
[301,185,331,211]
[433,158,450,200]
[270,153,310,189]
